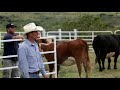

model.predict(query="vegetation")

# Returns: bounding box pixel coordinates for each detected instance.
[1,12,120,78]
[59,52,120,78]
[0,12,120,32]
[0,50,120,78]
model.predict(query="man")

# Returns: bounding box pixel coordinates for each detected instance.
[18,22,48,78]
[2,23,23,78]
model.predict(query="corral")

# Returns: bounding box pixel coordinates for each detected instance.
[0,29,120,78]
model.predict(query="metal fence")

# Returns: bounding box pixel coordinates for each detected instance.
[0,36,57,78]
[46,29,114,52]
[1,29,120,78]
[1,30,120,52]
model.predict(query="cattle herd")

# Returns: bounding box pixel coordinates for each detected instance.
[36,34,120,78]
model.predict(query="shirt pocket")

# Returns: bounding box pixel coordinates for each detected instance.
[27,53,35,63]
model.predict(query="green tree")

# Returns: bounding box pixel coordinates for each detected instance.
[62,15,109,31]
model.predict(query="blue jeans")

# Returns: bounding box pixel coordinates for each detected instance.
[29,73,40,78]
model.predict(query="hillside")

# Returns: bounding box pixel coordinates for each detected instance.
[0,12,120,32]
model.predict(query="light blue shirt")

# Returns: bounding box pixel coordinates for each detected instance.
[18,39,46,78]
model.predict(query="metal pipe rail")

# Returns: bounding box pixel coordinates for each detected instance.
[0,36,57,78]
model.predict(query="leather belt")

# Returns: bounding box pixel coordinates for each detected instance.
[29,70,40,74]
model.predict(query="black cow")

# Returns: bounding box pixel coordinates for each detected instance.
[92,34,120,71]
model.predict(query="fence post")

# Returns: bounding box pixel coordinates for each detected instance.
[92,31,94,42]
[53,36,57,78]
[58,29,62,41]
[69,32,71,41]
[74,29,77,39]
[0,33,1,50]
[42,29,46,37]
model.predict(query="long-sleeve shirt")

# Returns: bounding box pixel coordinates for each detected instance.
[18,39,46,78]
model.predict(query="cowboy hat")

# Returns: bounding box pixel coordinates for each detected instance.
[23,22,44,35]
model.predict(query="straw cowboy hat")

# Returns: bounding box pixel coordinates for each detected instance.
[23,22,44,36]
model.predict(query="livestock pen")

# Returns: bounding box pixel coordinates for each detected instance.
[0,30,120,78]
[0,36,57,78]
[0,49,120,78]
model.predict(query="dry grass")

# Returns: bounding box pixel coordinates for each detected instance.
[1,49,120,78]
[57,52,120,78]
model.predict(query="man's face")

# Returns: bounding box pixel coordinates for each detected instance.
[7,27,15,34]
[31,31,40,40]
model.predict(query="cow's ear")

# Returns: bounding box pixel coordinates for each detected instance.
[41,39,47,43]
[41,44,47,51]
[37,42,42,51]
[46,38,53,44]
[35,38,40,43]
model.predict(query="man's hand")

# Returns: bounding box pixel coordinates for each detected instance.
[43,75,48,78]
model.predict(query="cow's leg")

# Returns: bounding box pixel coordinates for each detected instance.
[75,58,82,78]
[95,57,98,64]
[101,52,106,71]
[83,58,91,78]
[49,64,54,78]
[57,65,60,77]
[95,51,102,71]
[102,59,105,70]
[114,54,118,69]
[97,57,102,71]
[107,58,111,69]
[77,63,82,78]
[83,62,89,78]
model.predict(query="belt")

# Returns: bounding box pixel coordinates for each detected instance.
[29,70,40,74]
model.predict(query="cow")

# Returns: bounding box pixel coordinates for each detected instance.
[92,34,120,72]
[37,38,91,78]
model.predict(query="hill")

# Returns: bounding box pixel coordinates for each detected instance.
[0,12,120,32]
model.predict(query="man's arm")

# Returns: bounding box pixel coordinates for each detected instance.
[12,35,23,39]
[39,54,48,78]
[18,47,30,78]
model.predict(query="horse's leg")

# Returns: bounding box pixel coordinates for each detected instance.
[49,64,54,78]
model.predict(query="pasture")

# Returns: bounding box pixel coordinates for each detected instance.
[0,12,120,32]
[58,52,120,78]
[0,49,120,78]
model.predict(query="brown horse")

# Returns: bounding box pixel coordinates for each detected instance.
[36,39,91,78]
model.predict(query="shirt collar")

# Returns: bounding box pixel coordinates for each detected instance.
[25,39,37,46]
